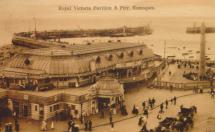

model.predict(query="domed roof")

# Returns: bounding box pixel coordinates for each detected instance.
[90,77,124,96]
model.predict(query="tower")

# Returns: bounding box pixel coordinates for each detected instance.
[199,22,206,79]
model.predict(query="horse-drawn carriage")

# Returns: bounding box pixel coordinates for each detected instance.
[154,106,197,132]
[155,117,177,132]
[172,106,197,131]
[178,106,197,118]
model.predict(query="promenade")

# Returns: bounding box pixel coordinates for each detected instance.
[1,63,214,132]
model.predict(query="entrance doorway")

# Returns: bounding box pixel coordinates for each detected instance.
[13,101,20,117]
[23,105,28,117]
[97,97,110,111]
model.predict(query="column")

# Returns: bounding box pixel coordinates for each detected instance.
[199,22,206,79]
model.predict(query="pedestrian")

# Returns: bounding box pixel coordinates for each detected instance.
[211,91,215,99]
[109,115,113,124]
[15,122,19,132]
[199,88,203,93]
[170,98,173,105]
[165,100,168,109]
[143,108,149,118]
[88,120,92,131]
[110,122,114,132]
[157,113,162,120]
[8,123,12,132]
[138,117,143,126]
[74,124,80,132]
[112,107,117,115]
[5,123,9,132]
[160,103,164,113]
[68,120,73,132]
[41,120,47,131]
[180,105,183,110]
[132,105,136,114]
[84,120,88,131]
[149,99,153,109]
[13,111,17,122]
[80,114,83,124]
[148,98,151,107]
[173,96,177,105]
[142,101,146,110]
[51,121,54,130]
[55,111,58,121]
[140,121,147,132]
[152,98,156,107]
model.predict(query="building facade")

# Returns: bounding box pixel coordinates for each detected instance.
[0,42,158,90]
[0,41,163,120]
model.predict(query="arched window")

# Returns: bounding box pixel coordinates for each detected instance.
[116,52,124,59]
[128,51,134,57]
[139,49,143,55]
[106,54,113,61]
[24,58,30,65]
[95,56,101,63]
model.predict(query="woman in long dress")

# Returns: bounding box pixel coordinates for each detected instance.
[51,121,54,130]
[41,120,47,131]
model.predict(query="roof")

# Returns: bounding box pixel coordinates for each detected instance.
[21,42,146,56]
[3,42,154,77]
[90,77,124,96]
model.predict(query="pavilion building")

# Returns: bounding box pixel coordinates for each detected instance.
[0,41,164,120]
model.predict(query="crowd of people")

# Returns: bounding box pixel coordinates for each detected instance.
[3,112,20,132]
[138,96,177,132]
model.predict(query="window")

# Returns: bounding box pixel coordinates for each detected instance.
[106,54,113,61]
[119,52,124,58]
[50,106,53,112]
[35,105,38,111]
[139,49,143,55]
[128,51,134,57]
[54,104,59,111]
[24,58,31,65]
[95,56,101,63]
[71,105,75,110]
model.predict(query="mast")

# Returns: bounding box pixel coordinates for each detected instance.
[164,40,166,59]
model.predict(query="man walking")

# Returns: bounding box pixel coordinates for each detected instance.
[173,96,177,105]
[142,101,146,110]
[160,103,164,113]
[165,100,169,109]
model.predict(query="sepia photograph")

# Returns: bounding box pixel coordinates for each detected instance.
[0,0,215,132]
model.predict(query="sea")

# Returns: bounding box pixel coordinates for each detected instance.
[0,16,215,60]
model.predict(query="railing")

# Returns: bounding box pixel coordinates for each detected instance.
[153,80,213,90]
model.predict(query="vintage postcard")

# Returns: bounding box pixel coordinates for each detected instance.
[0,0,214,132]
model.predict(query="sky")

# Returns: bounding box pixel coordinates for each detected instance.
[0,0,215,19]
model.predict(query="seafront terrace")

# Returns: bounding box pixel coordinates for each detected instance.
[154,61,214,90]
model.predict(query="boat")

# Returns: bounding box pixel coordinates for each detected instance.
[168,46,177,49]
[182,53,189,56]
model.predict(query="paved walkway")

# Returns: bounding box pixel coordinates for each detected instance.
[91,91,215,132]
[1,88,214,132]
[161,63,196,83]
